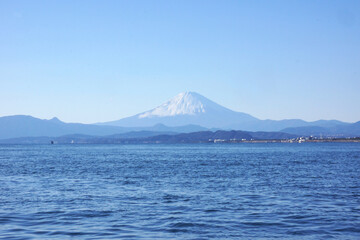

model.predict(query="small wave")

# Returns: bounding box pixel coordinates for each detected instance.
[334,227,360,233]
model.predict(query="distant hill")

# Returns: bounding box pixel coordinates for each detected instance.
[0,115,127,139]
[0,130,298,144]
[0,115,207,140]
[281,121,360,137]
[143,130,297,143]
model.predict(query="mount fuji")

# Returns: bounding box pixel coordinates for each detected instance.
[100,91,349,131]
[101,92,259,129]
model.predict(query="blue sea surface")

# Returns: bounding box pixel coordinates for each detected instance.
[0,143,359,239]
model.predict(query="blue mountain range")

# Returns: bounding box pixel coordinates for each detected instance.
[0,92,358,140]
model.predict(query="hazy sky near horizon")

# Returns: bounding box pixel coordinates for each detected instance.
[1,0,359,123]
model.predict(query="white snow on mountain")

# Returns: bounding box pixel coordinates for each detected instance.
[139,92,207,118]
[101,91,260,129]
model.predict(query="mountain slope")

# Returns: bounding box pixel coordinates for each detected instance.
[100,91,351,132]
[102,92,259,128]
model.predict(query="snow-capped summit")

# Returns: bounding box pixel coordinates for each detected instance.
[139,92,221,118]
[102,91,258,128]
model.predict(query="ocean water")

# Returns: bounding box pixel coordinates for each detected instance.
[0,143,359,239]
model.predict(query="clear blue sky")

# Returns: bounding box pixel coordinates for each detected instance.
[1,0,359,123]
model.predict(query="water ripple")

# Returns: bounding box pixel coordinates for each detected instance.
[0,143,359,239]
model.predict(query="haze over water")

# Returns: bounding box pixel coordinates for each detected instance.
[1,143,359,239]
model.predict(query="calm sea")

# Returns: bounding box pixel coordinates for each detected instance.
[0,143,359,239]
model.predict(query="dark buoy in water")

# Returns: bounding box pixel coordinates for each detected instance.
[50,140,54,144]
